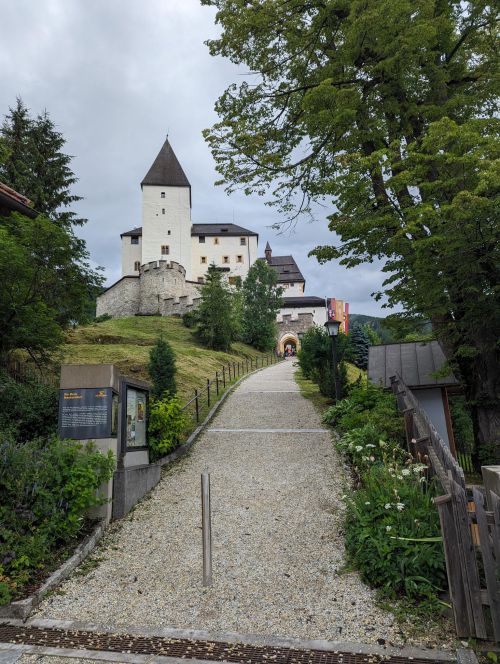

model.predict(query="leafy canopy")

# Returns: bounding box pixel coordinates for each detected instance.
[148,335,177,399]
[196,263,236,351]
[203,0,500,459]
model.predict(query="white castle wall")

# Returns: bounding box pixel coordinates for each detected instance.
[280,282,305,296]
[277,305,325,326]
[191,234,258,282]
[121,234,142,276]
[96,276,141,318]
[141,185,192,278]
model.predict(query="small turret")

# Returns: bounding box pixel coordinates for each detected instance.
[265,241,272,262]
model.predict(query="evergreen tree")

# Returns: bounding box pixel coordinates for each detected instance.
[350,326,370,370]
[0,98,84,227]
[148,336,177,399]
[196,264,235,351]
[242,259,283,351]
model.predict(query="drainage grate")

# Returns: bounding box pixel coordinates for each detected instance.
[0,623,437,664]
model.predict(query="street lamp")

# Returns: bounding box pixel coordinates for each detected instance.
[324,319,342,401]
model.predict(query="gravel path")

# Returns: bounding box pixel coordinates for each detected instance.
[32,361,412,644]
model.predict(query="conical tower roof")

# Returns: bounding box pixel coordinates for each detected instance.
[141,138,190,187]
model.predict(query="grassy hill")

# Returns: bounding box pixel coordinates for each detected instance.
[63,316,269,403]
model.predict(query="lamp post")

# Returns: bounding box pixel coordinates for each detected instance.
[324,319,341,402]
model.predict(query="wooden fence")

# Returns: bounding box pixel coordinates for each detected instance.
[390,373,500,643]
[0,357,59,387]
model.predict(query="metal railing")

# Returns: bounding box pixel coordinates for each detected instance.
[181,353,281,425]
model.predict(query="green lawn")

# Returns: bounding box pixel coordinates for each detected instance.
[63,316,269,403]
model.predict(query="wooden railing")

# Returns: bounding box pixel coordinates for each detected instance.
[390,373,500,643]
[0,357,58,387]
[181,353,281,425]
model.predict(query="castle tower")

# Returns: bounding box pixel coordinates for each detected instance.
[140,138,192,278]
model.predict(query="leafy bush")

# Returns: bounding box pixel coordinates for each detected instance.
[182,310,198,328]
[148,396,189,461]
[0,372,58,442]
[94,313,112,323]
[298,326,349,399]
[0,436,114,604]
[344,464,445,600]
[323,381,403,444]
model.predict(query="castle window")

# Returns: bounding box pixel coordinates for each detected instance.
[162,208,165,214]
[201,256,207,264]
[161,245,169,255]
[161,192,165,198]
[290,282,294,287]
[167,230,171,235]
[214,238,219,245]
[240,237,246,245]
[199,236,205,243]
[223,256,229,264]
[131,236,139,245]
[134,261,140,271]
[237,255,243,263]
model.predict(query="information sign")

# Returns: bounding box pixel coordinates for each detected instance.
[58,387,113,439]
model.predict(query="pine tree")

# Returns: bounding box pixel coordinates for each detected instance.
[242,259,283,351]
[0,98,84,227]
[148,335,177,399]
[196,264,235,351]
[350,326,370,370]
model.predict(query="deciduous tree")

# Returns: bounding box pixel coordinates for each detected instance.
[203,0,500,462]
[242,259,283,351]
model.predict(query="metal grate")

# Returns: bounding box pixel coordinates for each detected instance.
[0,623,442,664]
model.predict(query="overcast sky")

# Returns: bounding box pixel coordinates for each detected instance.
[1,0,393,316]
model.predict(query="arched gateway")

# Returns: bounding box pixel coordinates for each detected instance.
[278,332,299,356]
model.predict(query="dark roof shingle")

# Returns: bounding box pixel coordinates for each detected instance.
[368,341,458,388]
[191,223,258,237]
[282,296,325,308]
[141,139,190,188]
[263,255,305,283]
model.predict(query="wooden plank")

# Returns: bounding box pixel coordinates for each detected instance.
[472,487,500,642]
[490,492,500,566]
[428,447,450,492]
[456,649,480,664]
[451,479,488,639]
[435,494,472,636]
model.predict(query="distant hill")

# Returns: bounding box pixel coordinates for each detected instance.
[349,314,395,344]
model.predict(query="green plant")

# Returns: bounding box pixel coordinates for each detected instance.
[94,313,112,323]
[0,371,58,442]
[298,326,349,400]
[181,310,198,328]
[344,464,445,601]
[148,335,177,399]
[196,264,236,351]
[0,435,114,603]
[241,259,283,351]
[148,396,189,461]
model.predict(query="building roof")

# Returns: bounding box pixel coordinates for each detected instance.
[282,296,325,308]
[0,181,37,218]
[191,223,258,237]
[368,341,459,389]
[121,227,142,238]
[141,139,191,188]
[120,223,258,239]
[265,255,305,284]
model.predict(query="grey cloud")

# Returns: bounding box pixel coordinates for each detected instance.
[0,0,394,317]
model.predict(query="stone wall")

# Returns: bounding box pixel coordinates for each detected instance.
[277,312,314,337]
[95,261,201,319]
[96,276,141,318]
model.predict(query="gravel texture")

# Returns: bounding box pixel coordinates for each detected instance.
[31,360,453,649]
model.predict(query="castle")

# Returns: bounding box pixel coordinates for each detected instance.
[96,139,343,353]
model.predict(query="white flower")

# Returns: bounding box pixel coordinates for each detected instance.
[419,476,426,483]
[396,502,405,511]
[355,445,363,452]
[366,444,376,448]
[397,475,403,480]
[342,494,347,499]
[386,525,392,532]
[384,503,391,510]
[365,501,371,505]
[369,456,375,462]
[401,469,410,476]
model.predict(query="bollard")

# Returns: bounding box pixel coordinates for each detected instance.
[207,378,211,408]
[216,371,219,396]
[222,365,226,388]
[194,388,199,423]
[201,472,212,587]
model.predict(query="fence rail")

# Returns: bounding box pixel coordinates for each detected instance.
[390,372,500,643]
[181,353,280,425]
[0,357,59,387]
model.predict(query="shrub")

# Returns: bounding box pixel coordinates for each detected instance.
[148,396,189,461]
[0,371,58,442]
[148,336,177,399]
[182,310,198,328]
[0,435,114,603]
[298,326,349,399]
[344,464,445,600]
[94,313,112,323]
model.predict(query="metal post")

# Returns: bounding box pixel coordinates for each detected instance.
[201,472,212,587]
[195,388,199,423]
[222,365,226,388]
[233,362,236,379]
[207,378,211,408]
[246,358,249,373]
[331,337,341,402]
[216,371,219,396]
[228,363,231,381]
